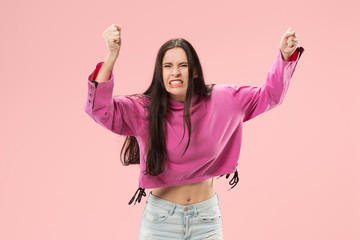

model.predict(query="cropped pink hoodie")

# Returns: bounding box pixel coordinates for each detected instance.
[84,46,305,205]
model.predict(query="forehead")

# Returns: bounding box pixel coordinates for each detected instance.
[162,47,187,63]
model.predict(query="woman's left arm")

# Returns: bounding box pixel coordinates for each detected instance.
[224,27,305,122]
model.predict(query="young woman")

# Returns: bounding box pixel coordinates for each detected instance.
[84,24,304,240]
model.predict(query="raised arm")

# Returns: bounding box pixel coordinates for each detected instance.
[83,24,148,136]
[224,27,304,122]
[94,23,121,83]
[227,45,304,122]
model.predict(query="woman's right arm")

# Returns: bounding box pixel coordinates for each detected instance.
[83,24,147,136]
[84,61,146,137]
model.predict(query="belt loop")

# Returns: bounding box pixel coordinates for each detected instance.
[168,204,176,216]
[194,206,199,216]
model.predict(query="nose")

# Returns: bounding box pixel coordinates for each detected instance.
[171,67,181,76]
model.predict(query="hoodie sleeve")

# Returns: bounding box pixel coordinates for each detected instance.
[224,46,304,122]
[83,61,148,136]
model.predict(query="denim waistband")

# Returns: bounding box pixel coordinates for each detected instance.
[146,191,220,214]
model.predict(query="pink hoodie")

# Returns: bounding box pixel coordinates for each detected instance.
[84,46,305,205]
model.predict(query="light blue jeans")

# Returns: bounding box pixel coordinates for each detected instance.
[139,191,223,240]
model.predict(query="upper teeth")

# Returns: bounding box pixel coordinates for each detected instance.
[170,80,183,84]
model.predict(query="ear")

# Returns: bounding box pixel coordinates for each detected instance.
[193,68,199,78]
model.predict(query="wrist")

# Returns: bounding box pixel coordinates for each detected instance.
[280,51,290,61]
[107,51,119,60]
[105,52,118,65]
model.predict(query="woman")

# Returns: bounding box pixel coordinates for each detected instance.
[84,24,304,239]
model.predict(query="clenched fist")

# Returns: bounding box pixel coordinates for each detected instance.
[102,24,122,55]
[279,27,299,61]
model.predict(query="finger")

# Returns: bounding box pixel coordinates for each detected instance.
[284,28,296,37]
[288,36,298,42]
[291,41,299,48]
[288,39,298,46]
[288,27,295,33]
[115,24,122,32]
[285,30,296,38]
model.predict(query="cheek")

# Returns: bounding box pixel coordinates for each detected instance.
[162,73,167,86]
[163,71,169,80]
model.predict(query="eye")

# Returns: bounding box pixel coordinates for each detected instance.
[163,65,187,68]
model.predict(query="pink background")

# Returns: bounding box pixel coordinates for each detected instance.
[1,0,359,239]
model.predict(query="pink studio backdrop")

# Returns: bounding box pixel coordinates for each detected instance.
[0,0,359,239]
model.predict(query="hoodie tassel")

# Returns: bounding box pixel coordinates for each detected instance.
[128,187,147,205]
[216,168,239,191]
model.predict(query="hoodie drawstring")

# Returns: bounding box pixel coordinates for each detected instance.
[128,187,146,205]
[129,169,238,205]
[216,168,239,191]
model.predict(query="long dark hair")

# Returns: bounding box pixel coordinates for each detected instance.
[120,38,214,176]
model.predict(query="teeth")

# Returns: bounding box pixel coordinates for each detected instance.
[170,80,183,85]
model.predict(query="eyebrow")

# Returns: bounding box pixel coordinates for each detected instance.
[162,62,188,65]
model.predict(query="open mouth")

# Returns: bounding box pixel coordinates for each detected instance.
[169,79,183,85]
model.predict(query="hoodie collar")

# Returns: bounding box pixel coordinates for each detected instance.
[168,95,200,110]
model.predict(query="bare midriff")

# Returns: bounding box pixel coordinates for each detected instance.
[150,178,215,205]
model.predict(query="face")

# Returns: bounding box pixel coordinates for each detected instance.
[162,47,198,102]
